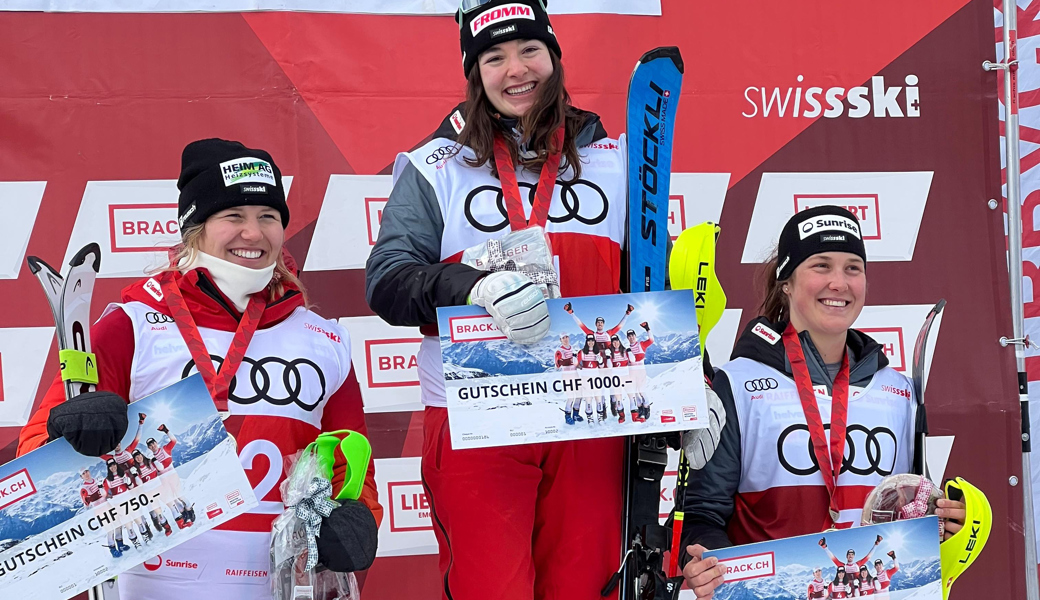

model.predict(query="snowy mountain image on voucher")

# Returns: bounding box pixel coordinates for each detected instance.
[0,465,106,546]
[0,437,258,599]
[0,415,226,546]
[0,375,229,547]
[440,339,545,376]
[437,290,703,378]
[641,332,700,364]
[439,330,701,378]
[170,414,227,465]
[713,558,941,600]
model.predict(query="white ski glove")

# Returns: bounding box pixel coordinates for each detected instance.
[469,271,551,345]
[681,384,726,470]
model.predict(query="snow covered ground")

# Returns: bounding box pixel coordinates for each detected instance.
[446,357,707,448]
[0,438,256,599]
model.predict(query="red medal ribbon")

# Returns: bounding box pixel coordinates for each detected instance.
[162,275,265,412]
[491,125,564,231]
[782,323,850,529]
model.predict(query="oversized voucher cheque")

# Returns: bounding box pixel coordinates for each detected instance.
[437,290,708,449]
[0,374,257,600]
[704,516,943,600]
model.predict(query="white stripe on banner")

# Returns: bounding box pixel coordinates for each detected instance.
[0,0,661,14]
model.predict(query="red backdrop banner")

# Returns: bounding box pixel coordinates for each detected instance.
[0,1,1020,597]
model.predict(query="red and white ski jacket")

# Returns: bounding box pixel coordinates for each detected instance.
[104,474,132,497]
[555,345,576,369]
[19,267,381,600]
[606,348,633,368]
[100,425,141,467]
[629,335,654,364]
[577,350,602,369]
[875,563,898,589]
[807,578,826,599]
[826,546,879,572]
[80,479,103,506]
[135,461,159,482]
[151,437,176,472]
[571,312,628,348]
[828,582,851,598]
[855,577,879,595]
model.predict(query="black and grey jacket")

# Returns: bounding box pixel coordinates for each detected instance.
[364,102,610,327]
[680,317,901,551]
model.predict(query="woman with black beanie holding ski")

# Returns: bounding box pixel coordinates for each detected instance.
[365,1,721,597]
[679,206,966,598]
[20,139,381,600]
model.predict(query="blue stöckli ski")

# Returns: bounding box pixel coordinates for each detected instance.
[610,46,684,600]
[626,47,684,294]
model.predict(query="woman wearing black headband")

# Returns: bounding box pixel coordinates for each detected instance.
[679,206,965,598]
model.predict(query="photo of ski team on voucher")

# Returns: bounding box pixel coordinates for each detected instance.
[704,516,942,600]
[436,289,708,449]
[0,375,257,599]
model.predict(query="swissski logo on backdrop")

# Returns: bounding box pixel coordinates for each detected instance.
[64,178,293,278]
[741,172,932,263]
[741,74,920,119]
[339,316,423,413]
[374,457,437,557]
[303,175,393,272]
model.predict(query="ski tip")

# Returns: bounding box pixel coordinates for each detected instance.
[933,298,947,312]
[26,256,44,275]
[638,46,684,74]
[69,242,102,272]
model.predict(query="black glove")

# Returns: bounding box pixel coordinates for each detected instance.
[316,499,378,573]
[46,391,129,456]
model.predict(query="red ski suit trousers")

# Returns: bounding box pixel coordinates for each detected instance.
[422,406,624,600]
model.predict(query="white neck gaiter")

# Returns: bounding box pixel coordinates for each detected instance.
[181,251,275,312]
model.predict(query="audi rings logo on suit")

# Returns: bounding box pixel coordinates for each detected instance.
[145,312,175,325]
[425,145,455,165]
[744,378,779,392]
[464,179,609,233]
[776,423,897,477]
[180,355,327,411]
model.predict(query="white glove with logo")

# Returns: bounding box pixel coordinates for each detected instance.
[469,271,550,345]
[681,384,726,470]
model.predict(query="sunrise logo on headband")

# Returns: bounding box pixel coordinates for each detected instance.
[797,214,861,240]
